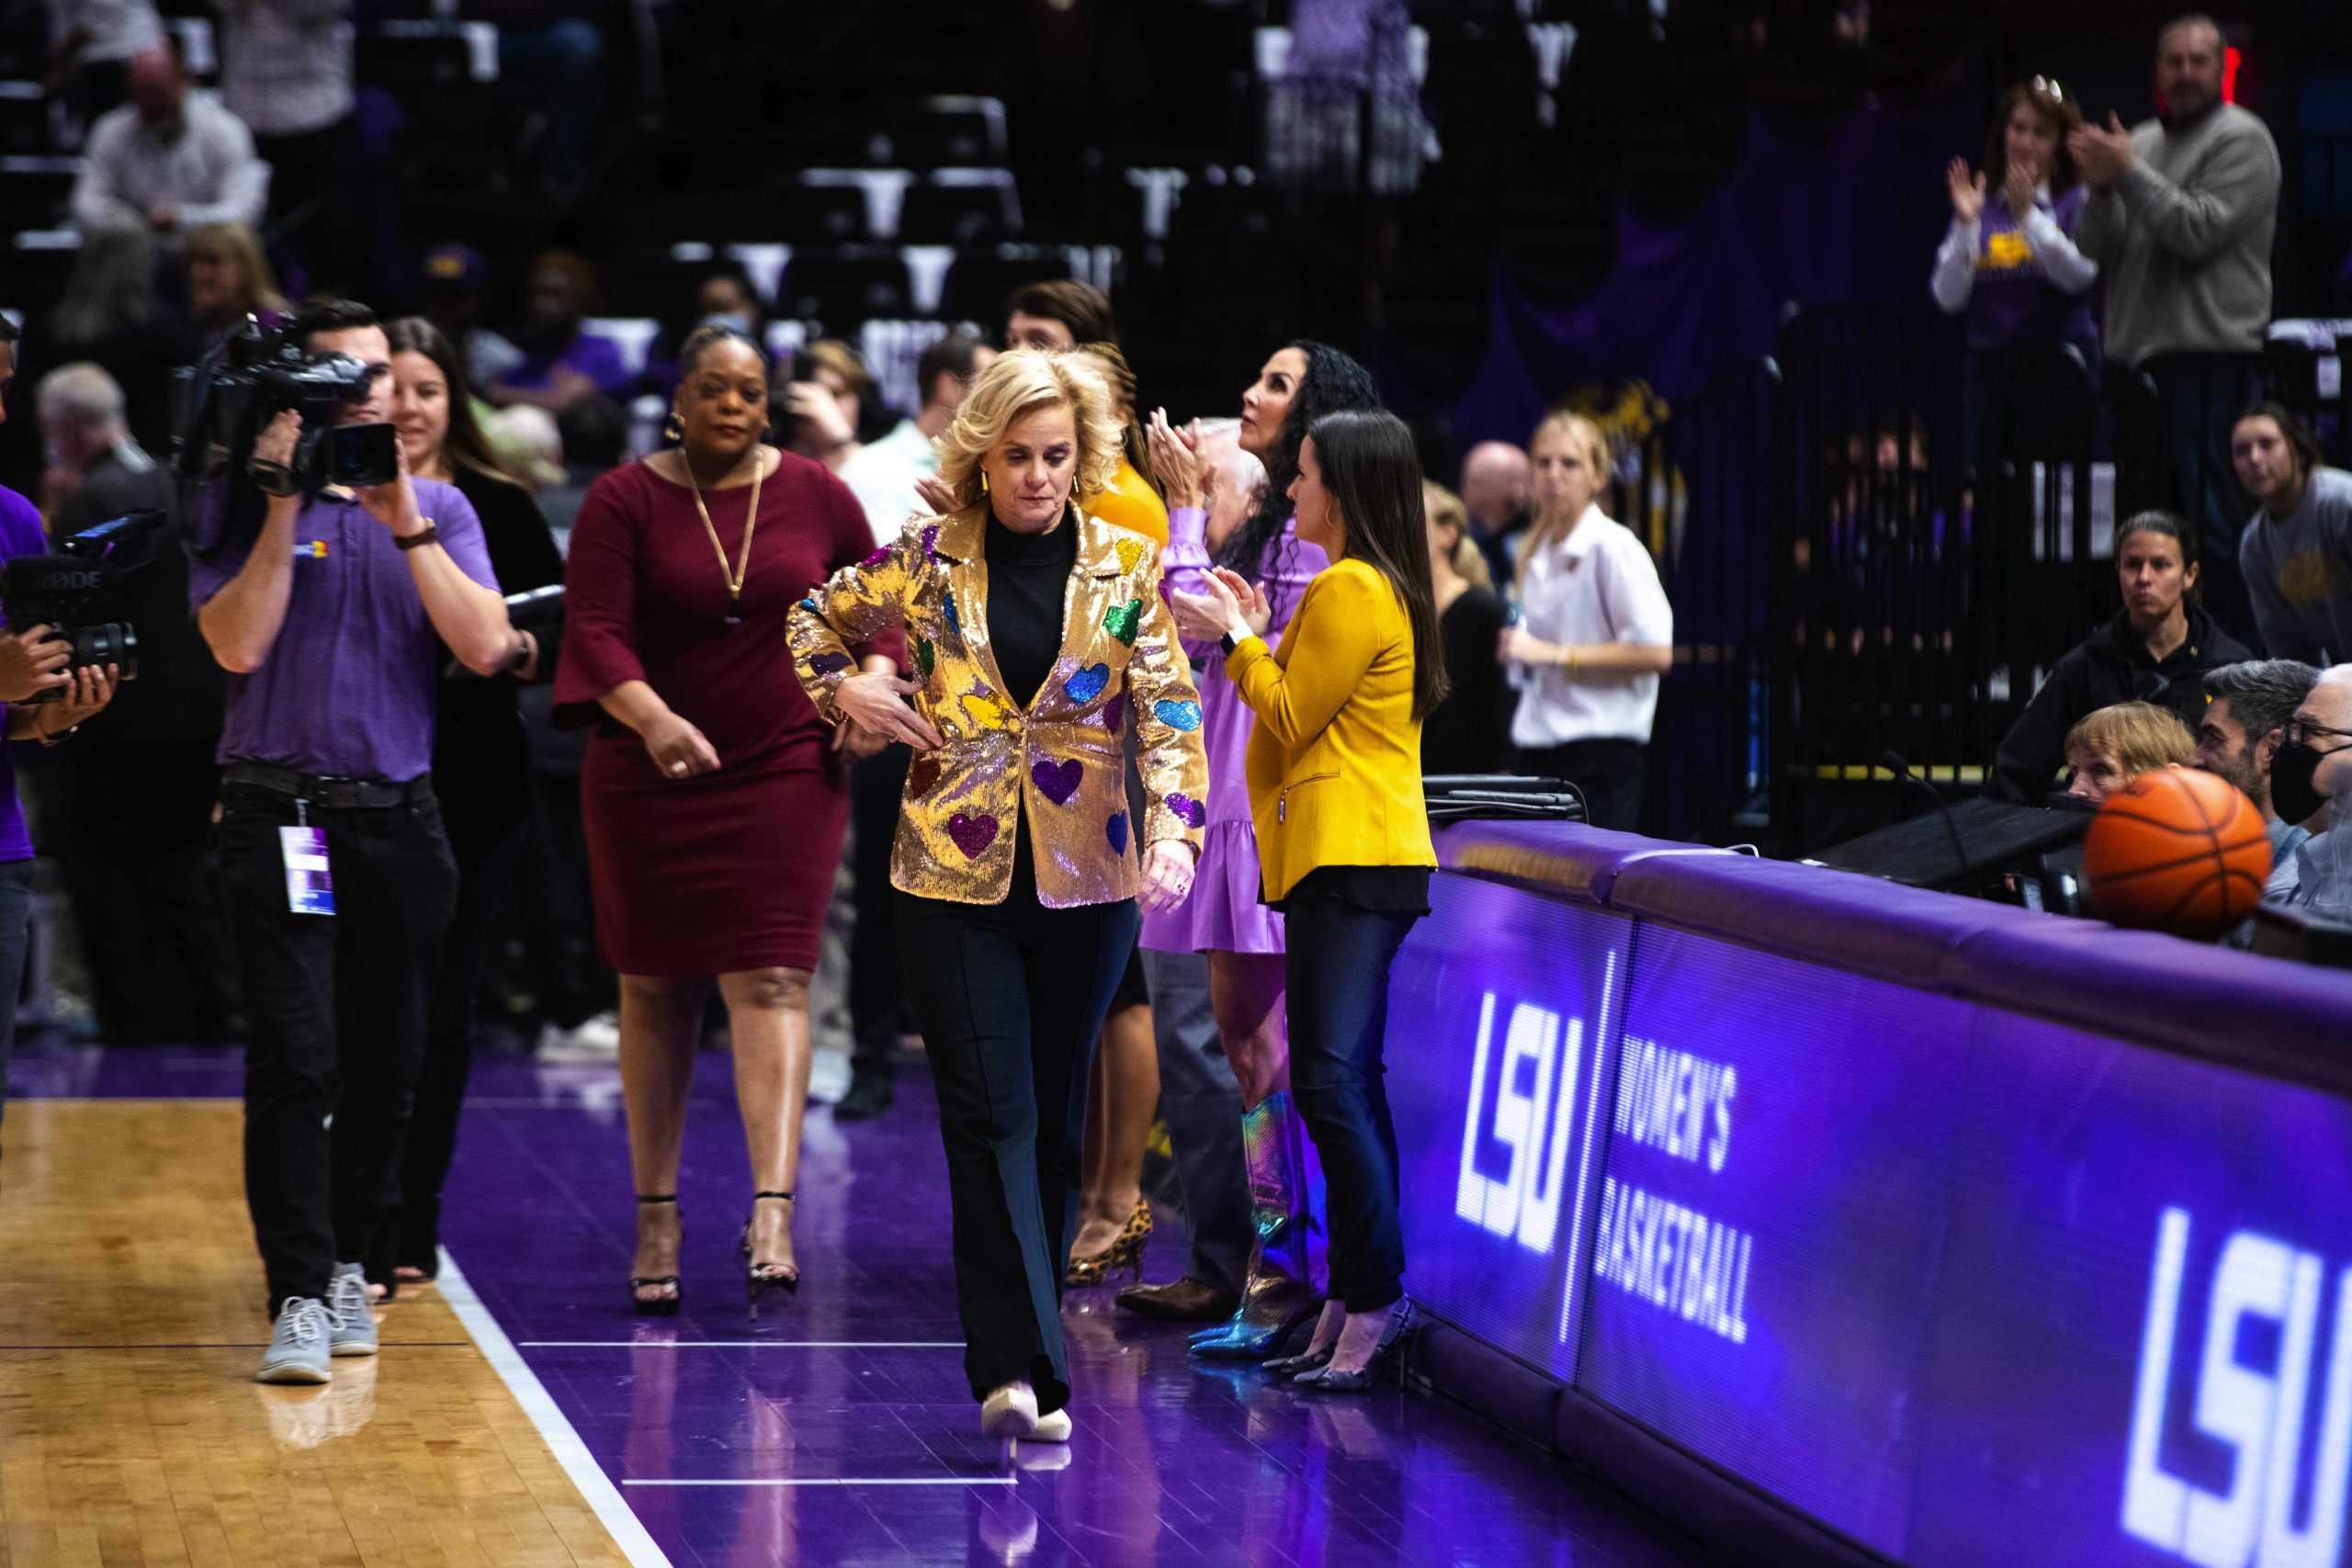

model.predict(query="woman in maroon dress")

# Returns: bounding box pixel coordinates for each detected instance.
[555,323,899,1315]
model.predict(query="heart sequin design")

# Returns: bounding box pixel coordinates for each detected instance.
[947,813,999,859]
[860,546,891,570]
[1105,812,1129,855]
[960,692,1012,730]
[797,595,820,614]
[914,637,936,682]
[1167,793,1206,829]
[1103,600,1143,646]
[1115,538,1143,576]
[942,590,960,637]
[1064,662,1110,705]
[922,524,941,561]
[808,651,852,676]
[1031,758,1082,806]
[907,753,943,797]
[1102,692,1127,734]
[1153,699,1203,732]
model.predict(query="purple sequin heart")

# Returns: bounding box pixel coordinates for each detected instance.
[1031,758,1082,806]
[1105,812,1129,854]
[860,546,891,570]
[947,812,999,859]
[807,651,852,675]
[921,524,940,561]
[1102,691,1127,734]
[1167,793,1205,829]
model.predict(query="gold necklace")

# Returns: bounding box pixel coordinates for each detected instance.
[681,447,765,626]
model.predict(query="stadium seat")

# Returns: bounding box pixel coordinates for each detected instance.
[0,157,79,232]
[0,83,51,158]
[940,244,1100,327]
[790,170,911,242]
[775,246,914,332]
[899,169,1023,244]
[888,96,1008,166]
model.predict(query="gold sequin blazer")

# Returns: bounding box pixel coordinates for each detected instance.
[788,501,1210,908]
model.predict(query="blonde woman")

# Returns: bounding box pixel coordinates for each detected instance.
[187,221,288,344]
[1497,412,1673,829]
[1421,480,1514,774]
[789,349,1210,1442]
[2064,702,2196,805]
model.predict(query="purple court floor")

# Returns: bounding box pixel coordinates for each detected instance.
[17,1043,1718,1568]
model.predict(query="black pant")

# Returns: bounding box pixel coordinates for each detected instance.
[848,744,910,1079]
[1518,739,1648,832]
[1286,895,1422,1313]
[393,815,530,1276]
[895,841,1138,1415]
[220,780,458,1310]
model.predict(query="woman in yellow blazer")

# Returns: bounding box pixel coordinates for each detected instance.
[1171,407,1442,1393]
[788,351,1208,1442]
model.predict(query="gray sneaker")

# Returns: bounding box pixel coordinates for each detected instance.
[327,1263,379,1358]
[255,1297,334,1384]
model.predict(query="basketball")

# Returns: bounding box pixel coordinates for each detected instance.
[2082,767,2273,938]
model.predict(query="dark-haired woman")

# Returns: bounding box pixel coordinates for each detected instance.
[1990,509,2250,802]
[1172,407,1441,1391]
[383,318,565,1288]
[1138,340,1381,1359]
[554,324,902,1314]
[2233,402,2352,665]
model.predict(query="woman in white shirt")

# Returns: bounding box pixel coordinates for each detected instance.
[1496,412,1674,830]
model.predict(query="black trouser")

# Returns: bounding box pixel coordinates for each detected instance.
[0,858,35,1131]
[895,840,1138,1414]
[848,744,910,1080]
[1518,739,1648,832]
[57,739,236,1045]
[219,778,458,1310]
[1285,894,1422,1314]
[392,815,530,1276]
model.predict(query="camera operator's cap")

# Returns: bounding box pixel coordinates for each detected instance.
[421,244,489,294]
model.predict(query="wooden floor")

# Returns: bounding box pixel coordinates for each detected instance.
[0,1101,630,1568]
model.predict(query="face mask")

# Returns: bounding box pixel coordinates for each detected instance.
[2269,739,2351,827]
[701,311,753,335]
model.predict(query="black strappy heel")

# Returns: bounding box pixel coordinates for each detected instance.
[740,1190,799,1317]
[630,1195,683,1317]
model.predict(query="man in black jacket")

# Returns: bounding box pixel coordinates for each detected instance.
[1991,512,2251,802]
[37,361,234,1043]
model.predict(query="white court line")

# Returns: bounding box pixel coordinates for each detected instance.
[625,1478,1016,1488]
[520,1340,964,1348]
[435,1249,674,1568]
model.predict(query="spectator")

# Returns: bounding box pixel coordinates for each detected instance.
[643,260,772,401]
[213,0,387,303]
[40,0,164,125]
[2196,659,2322,898]
[1458,440,1532,585]
[419,245,525,392]
[36,362,232,1046]
[2071,13,2281,643]
[1070,342,1167,545]
[838,331,991,547]
[1991,510,2250,802]
[2233,404,2352,665]
[1004,279,1116,354]
[187,220,289,348]
[2261,664,2352,914]
[1420,480,1513,774]
[775,339,875,473]
[488,250,633,414]
[543,395,627,540]
[71,47,269,243]
[1934,79,2098,364]
[1497,412,1674,831]
[2063,702,2196,804]
[43,218,189,458]
[0,319,122,1130]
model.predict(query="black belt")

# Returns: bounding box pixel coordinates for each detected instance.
[222,760,435,811]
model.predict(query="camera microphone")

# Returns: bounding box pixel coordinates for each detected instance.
[1880,750,1972,888]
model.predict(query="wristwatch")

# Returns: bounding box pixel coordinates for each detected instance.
[504,633,533,675]
[395,519,441,552]
[1219,630,1241,656]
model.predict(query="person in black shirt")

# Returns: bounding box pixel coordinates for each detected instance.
[1992,510,2250,802]
[1419,480,1513,774]
[380,318,563,1287]
[37,362,233,1044]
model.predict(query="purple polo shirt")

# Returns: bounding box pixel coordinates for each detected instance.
[188,479,498,782]
[0,485,49,862]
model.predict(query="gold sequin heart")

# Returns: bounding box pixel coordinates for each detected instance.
[1115,538,1143,576]
[960,692,1012,730]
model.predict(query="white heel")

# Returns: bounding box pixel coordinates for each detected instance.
[979,1381,1039,1438]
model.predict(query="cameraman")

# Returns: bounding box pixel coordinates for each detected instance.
[0,319,121,1134]
[189,298,517,1383]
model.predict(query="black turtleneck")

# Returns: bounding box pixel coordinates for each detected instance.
[982,504,1078,706]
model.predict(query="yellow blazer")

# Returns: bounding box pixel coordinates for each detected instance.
[1228,558,1436,903]
[788,501,1209,908]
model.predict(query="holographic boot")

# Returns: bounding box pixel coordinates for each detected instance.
[1188,1092,1318,1360]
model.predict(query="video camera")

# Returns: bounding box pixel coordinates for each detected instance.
[0,510,166,703]
[173,316,398,499]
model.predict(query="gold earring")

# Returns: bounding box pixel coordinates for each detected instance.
[663,412,684,443]
[978,470,990,493]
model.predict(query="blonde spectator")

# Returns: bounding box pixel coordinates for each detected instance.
[2064,701,2197,804]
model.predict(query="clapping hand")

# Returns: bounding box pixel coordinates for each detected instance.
[1146,409,1205,508]
[2003,153,2040,220]
[2066,114,2134,189]
[911,472,957,517]
[1170,567,1267,644]
[1945,158,1985,224]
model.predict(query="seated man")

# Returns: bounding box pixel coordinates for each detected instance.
[2063,701,2196,806]
[2264,664,2352,917]
[2195,659,2321,899]
[71,47,268,244]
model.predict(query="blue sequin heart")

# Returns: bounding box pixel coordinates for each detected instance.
[1105,812,1129,855]
[797,595,820,614]
[807,651,852,676]
[942,590,960,637]
[1153,699,1203,732]
[1065,662,1110,705]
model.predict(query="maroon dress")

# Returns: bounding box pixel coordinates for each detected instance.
[554,454,899,976]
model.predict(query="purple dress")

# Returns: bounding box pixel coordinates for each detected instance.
[1139,505,1327,955]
